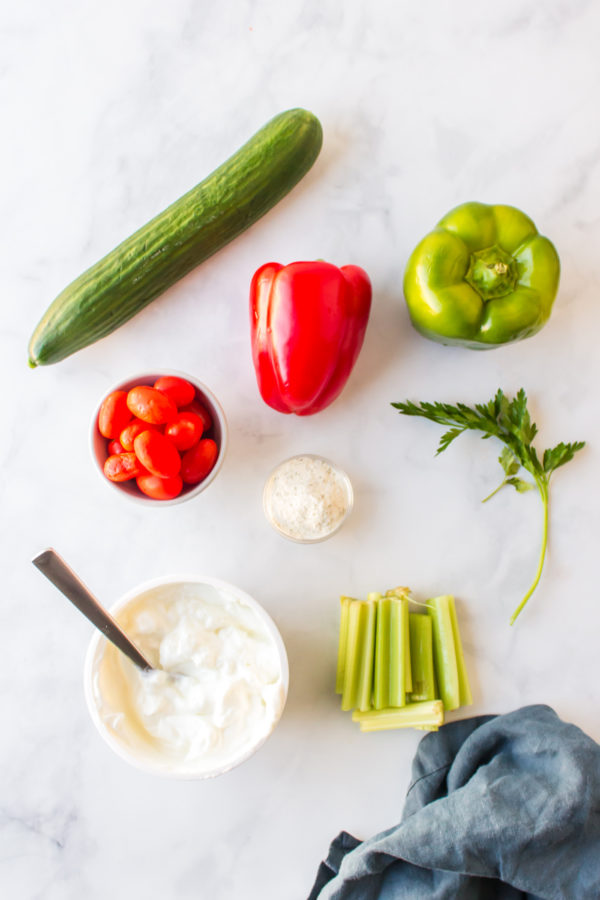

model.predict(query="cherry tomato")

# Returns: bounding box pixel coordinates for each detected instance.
[181,438,218,485]
[136,473,183,500]
[120,419,159,452]
[127,386,177,424]
[98,390,132,439]
[154,376,196,408]
[133,430,181,478]
[181,400,213,432]
[104,452,142,482]
[164,412,204,451]
[107,439,124,456]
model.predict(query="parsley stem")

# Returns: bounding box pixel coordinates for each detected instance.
[509,478,549,625]
[481,480,508,503]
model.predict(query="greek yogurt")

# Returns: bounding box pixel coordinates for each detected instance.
[85,578,288,777]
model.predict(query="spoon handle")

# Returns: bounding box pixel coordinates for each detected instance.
[32,548,154,672]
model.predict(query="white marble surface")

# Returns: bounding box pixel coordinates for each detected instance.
[3,1,600,896]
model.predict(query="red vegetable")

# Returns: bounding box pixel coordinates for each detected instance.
[97,377,220,500]
[104,452,142,482]
[127,386,177,424]
[107,439,124,456]
[181,438,218,484]
[136,473,183,500]
[181,400,212,432]
[133,430,181,478]
[120,419,159,452]
[154,375,196,408]
[250,260,371,415]
[165,412,204,451]
[98,390,132,438]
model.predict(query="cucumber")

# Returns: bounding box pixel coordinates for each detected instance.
[28,108,323,366]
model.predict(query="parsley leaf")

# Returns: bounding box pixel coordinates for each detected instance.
[392,389,585,623]
[499,447,520,477]
[543,441,586,473]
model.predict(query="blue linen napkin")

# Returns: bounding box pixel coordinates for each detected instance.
[308,705,600,900]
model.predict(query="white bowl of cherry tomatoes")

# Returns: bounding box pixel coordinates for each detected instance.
[90,371,227,505]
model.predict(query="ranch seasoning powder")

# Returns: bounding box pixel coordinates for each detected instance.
[263,455,353,542]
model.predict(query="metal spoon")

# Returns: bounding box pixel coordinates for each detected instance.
[32,548,154,672]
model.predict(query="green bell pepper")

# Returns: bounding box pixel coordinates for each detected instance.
[403,202,560,349]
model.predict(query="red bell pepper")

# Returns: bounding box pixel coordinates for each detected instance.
[250,260,372,415]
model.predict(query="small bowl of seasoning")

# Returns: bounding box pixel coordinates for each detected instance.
[263,454,353,543]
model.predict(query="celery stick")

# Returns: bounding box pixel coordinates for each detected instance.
[386,588,412,693]
[388,597,406,707]
[403,597,412,694]
[428,595,460,711]
[341,600,376,711]
[386,586,411,598]
[341,601,362,710]
[353,700,444,731]
[447,596,473,707]
[335,596,353,694]
[409,613,436,701]
[357,600,377,711]
[373,595,391,710]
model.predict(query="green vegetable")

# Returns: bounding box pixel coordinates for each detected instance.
[428,596,461,711]
[403,202,560,349]
[357,601,377,712]
[336,588,472,730]
[341,599,376,712]
[373,594,390,709]
[386,588,412,695]
[388,598,406,706]
[335,596,353,694]
[447,596,473,706]
[28,108,323,367]
[352,700,444,732]
[408,613,436,702]
[392,389,585,623]
[372,593,409,709]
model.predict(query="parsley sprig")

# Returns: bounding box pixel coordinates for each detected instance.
[392,389,585,624]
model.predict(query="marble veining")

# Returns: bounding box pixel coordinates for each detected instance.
[2,1,600,897]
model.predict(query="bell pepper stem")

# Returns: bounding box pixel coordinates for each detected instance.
[509,478,549,625]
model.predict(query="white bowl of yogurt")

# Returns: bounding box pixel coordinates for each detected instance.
[83,575,288,778]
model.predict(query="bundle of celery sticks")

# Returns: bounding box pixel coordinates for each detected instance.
[336,589,472,731]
